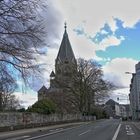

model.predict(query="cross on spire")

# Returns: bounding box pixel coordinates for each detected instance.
[64,22,67,30]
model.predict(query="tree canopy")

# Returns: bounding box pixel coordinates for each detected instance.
[27,99,56,114]
[0,0,47,84]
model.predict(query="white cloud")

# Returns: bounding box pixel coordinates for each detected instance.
[100,30,108,35]
[54,0,140,30]
[110,88,130,104]
[14,91,37,109]
[51,0,140,55]
[103,58,138,87]
[95,36,124,51]
[72,34,97,60]
[39,0,140,62]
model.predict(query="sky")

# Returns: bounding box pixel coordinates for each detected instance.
[15,0,140,108]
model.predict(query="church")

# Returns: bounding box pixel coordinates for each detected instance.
[38,24,78,113]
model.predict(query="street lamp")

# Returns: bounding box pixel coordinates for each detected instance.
[125,72,136,76]
[125,72,132,74]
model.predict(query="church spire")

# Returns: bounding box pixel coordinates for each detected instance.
[56,23,76,63]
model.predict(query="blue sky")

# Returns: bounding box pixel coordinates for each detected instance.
[15,0,140,107]
[95,19,140,64]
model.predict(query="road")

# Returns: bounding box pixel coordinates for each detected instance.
[1,119,140,140]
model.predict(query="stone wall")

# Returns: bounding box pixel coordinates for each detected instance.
[0,112,95,131]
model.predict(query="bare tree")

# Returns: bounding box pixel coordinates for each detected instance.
[0,0,47,83]
[64,58,114,114]
[0,64,17,111]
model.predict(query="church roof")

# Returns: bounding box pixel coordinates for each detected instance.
[56,23,76,62]
[38,85,47,94]
[50,71,55,77]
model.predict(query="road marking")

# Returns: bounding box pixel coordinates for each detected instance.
[24,124,87,140]
[112,124,121,140]
[125,125,135,135]
[24,130,64,140]
[49,128,63,132]
[79,130,91,136]
[6,135,30,140]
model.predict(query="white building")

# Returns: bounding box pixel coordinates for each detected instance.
[129,62,140,120]
[105,99,129,119]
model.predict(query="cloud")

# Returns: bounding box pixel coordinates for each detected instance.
[52,0,140,57]
[110,88,130,104]
[54,0,140,30]
[14,91,37,109]
[41,0,140,62]
[103,58,138,87]
[95,36,125,51]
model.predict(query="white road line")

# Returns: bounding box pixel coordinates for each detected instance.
[49,128,63,132]
[127,132,135,135]
[79,130,91,136]
[24,122,92,140]
[112,124,121,140]
[24,125,84,140]
[24,129,65,140]
[6,135,30,140]
[125,125,135,135]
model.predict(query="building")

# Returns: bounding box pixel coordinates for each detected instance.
[119,104,127,118]
[104,99,130,119]
[38,24,78,113]
[129,62,140,120]
[105,99,121,118]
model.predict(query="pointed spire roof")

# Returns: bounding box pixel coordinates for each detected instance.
[56,23,76,62]
[50,71,55,77]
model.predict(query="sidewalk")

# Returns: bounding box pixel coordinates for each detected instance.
[132,121,140,130]
[0,121,88,138]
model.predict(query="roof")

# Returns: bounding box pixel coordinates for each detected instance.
[50,71,55,77]
[38,85,47,94]
[106,99,119,106]
[56,24,76,62]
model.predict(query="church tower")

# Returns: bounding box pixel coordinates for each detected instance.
[38,23,77,101]
[50,23,77,88]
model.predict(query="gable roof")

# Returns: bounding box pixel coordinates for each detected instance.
[106,99,119,106]
[38,85,47,94]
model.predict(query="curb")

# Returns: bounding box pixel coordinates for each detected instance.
[0,121,90,139]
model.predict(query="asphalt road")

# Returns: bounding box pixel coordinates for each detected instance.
[117,121,140,140]
[1,119,140,140]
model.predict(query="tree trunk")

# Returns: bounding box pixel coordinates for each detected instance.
[0,92,2,111]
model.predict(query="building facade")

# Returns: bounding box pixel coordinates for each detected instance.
[105,99,121,118]
[129,62,140,120]
[38,24,78,113]
[104,99,130,119]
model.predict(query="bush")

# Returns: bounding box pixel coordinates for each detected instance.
[27,99,56,114]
